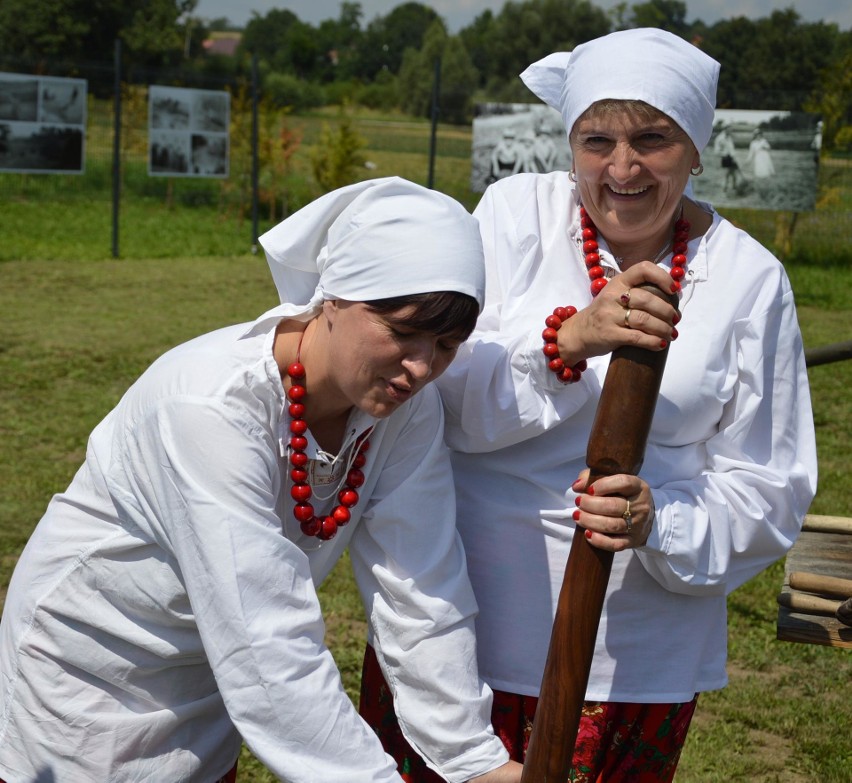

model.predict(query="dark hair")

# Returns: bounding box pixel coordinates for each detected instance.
[365,291,480,342]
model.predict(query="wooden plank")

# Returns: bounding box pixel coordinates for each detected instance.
[776,528,852,649]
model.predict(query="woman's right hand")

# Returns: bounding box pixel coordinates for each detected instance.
[557,261,680,366]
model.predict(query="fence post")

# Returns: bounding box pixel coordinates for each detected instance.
[251,54,259,253]
[427,57,441,189]
[111,38,122,259]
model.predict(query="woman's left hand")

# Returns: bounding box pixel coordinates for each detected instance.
[572,469,654,551]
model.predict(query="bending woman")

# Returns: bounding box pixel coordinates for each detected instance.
[0,178,521,783]
[361,31,817,782]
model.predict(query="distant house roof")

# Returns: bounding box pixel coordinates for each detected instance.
[203,32,242,57]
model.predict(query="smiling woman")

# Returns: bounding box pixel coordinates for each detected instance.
[359,29,818,783]
[0,177,523,783]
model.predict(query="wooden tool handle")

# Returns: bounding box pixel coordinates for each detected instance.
[777,591,841,616]
[788,571,852,599]
[801,515,852,535]
[521,284,677,782]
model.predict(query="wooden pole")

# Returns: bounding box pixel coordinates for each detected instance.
[521,283,677,782]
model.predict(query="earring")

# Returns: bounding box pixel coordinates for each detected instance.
[568,170,577,182]
[691,162,704,176]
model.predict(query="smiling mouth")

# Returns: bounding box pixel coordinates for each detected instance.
[608,184,650,195]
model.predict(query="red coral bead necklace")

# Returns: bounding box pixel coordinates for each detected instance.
[286,338,372,541]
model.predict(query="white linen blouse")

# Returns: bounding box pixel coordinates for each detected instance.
[437,172,818,702]
[0,318,507,782]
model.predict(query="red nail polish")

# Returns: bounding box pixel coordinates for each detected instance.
[574,495,582,507]
[673,312,681,325]
[660,339,668,348]
[587,486,595,496]
[573,510,580,522]
[584,529,593,539]
[671,327,679,340]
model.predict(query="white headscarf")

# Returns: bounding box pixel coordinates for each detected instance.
[253,177,485,329]
[520,28,720,152]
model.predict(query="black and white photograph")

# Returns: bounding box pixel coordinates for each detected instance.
[0,73,86,173]
[471,102,572,192]
[693,109,822,211]
[150,130,190,175]
[148,85,229,177]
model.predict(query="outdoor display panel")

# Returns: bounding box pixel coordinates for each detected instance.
[0,73,87,174]
[472,103,821,213]
[148,85,230,178]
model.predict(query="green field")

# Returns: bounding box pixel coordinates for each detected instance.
[1,109,850,781]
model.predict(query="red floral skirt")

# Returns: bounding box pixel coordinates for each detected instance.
[358,645,697,783]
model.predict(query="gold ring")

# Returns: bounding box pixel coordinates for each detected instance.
[624,308,632,328]
[623,499,633,533]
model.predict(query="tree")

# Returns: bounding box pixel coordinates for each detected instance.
[628,0,688,35]
[350,2,440,81]
[397,20,478,124]
[462,0,611,94]
[0,0,196,66]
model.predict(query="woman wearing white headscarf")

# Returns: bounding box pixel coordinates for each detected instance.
[0,178,522,783]
[359,31,817,781]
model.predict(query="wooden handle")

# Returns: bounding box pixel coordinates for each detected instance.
[521,284,677,782]
[801,515,852,535]
[788,571,852,599]
[777,591,841,616]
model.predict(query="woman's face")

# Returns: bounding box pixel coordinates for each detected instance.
[322,300,463,419]
[570,104,699,250]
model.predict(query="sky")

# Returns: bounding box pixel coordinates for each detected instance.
[193,0,852,32]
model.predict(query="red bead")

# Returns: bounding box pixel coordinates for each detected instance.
[287,362,305,379]
[590,278,608,295]
[289,419,308,435]
[347,468,365,488]
[582,227,596,241]
[353,453,366,469]
[317,517,338,540]
[543,342,559,358]
[288,402,305,419]
[670,266,685,280]
[673,241,688,254]
[570,367,583,383]
[290,451,308,468]
[545,314,562,329]
[553,307,569,320]
[564,306,577,318]
[356,438,370,453]
[294,503,315,522]
[333,506,351,525]
[675,218,690,232]
[583,240,599,254]
[558,368,574,383]
[290,467,308,483]
[587,265,605,280]
[300,516,321,536]
[291,483,312,502]
[671,280,682,292]
[542,327,558,342]
[548,357,565,372]
[574,359,588,372]
[290,435,308,450]
[287,384,306,402]
[585,252,601,268]
[338,489,359,507]
[671,254,687,266]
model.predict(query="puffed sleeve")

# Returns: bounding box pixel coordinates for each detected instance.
[637,277,818,595]
[111,397,404,783]
[348,387,509,783]
[438,178,598,453]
